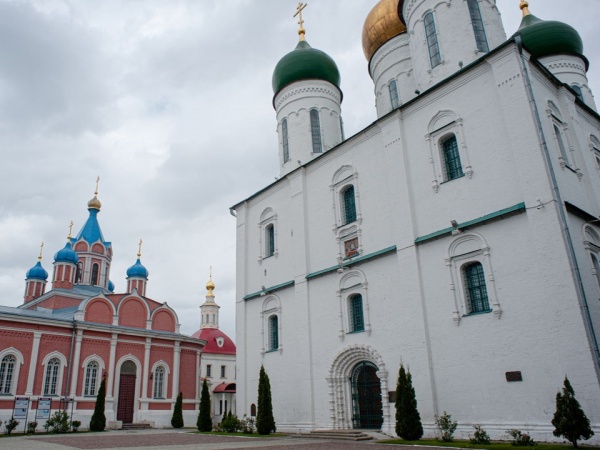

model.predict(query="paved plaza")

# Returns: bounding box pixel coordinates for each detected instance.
[0,429,415,450]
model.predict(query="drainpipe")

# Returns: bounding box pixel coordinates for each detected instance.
[64,319,77,411]
[515,36,600,380]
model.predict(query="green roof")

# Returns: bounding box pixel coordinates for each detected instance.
[515,14,587,68]
[272,40,341,97]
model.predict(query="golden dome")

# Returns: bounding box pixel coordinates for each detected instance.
[206,277,215,297]
[362,0,407,62]
[87,195,102,210]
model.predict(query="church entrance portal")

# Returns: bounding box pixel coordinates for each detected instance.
[117,361,136,423]
[351,361,383,429]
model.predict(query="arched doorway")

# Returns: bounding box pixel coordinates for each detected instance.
[351,361,383,429]
[117,361,137,423]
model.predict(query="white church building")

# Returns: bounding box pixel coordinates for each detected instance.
[232,0,600,440]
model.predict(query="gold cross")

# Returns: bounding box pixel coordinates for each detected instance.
[294,3,307,41]
[137,239,143,258]
[95,176,100,195]
[68,221,73,240]
[38,241,44,261]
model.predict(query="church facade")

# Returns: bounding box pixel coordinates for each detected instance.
[0,190,205,428]
[233,0,600,440]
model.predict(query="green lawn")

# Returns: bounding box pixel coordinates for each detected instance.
[378,439,600,450]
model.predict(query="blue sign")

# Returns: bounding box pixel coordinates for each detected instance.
[13,397,29,420]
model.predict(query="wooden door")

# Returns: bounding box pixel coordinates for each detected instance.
[117,374,136,423]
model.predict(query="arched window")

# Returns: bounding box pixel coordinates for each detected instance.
[389,80,399,109]
[250,403,257,417]
[441,134,464,180]
[591,254,600,291]
[84,361,99,397]
[44,358,61,396]
[349,294,365,332]
[91,263,99,286]
[467,0,489,52]
[462,262,490,313]
[265,224,275,258]
[310,109,322,153]
[424,12,441,68]
[75,262,83,283]
[153,366,165,399]
[341,185,357,225]
[282,118,290,163]
[553,124,569,163]
[0,355,16,395]
[268,315,279,351]
[572,84,584,103]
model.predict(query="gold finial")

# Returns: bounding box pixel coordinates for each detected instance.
[520,0,530,17]
[137,239,143,258]
[95,176,100,195]
[206,267,215,296]
[67,221,73,240]
[38,241,44,261]
[294,3,307,41]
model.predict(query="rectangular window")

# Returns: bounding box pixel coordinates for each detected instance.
[206,364,212,377]
[463,262,490,313]
[553,124,569,164]
[342,186,357,224]
[221,365,226,378]
[467,0,489,52]
[265,224,275,258]
[310,109,322,153]
[350,295,365,332]
[282,119,290,163]
[44,360,60,396]
[424,13,441,68]
[442,135,464,181]
[389,80,399,109]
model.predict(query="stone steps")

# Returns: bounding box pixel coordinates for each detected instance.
[121,423,153,430]
[293,430,374,441]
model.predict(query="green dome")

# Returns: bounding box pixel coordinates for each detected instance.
[514,14,587,68]
[272,40,341,96]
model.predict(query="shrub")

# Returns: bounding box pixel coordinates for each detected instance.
[552,376,594,448]
[4,417,19,435]
[197,379,213,432]
[71,420,81,432]
[171,392,184,428]
[89,376,106,431]
[239,414,256,434]
[256,366,276,435]
[470,425,491,445]
[220,412,240,433]
[435,411,458,442]
[395,364,423,440]
[27,421,38,434]
[507,429,536,446]
[46,411,70,433]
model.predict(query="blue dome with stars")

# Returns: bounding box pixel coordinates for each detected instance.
[127,259,148,279]
[54,242,79,264]
[26,261,48,281]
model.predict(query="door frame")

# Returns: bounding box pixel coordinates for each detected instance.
[114,355,142,423]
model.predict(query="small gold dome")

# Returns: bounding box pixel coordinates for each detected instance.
[362,0,407,62]
[87,195,102,210]
[206,279,215,290]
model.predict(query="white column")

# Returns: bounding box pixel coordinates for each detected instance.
[195,350,201,401]
[141,338,151,401]
[172,341,181,399]
[69,330,83,397]
[107,333,118,399]
[25,331,42,395]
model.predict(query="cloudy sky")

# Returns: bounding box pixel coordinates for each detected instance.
[1,0,598,342]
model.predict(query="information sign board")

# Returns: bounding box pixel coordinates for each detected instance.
[13,397,29,419]
[36,397,52,420]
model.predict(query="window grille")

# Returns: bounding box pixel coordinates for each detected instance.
[463,262,490,313]
[269,315,279,351]
[442,135,464,180]
[342,186,357,225]
[44,358,60,396]
[467,0,489,52]
[153,366,165,398]
[265,224,275,257]
[349,294,365,332]
[0,355,16,394]
[389,80,399,109]
[84,361,99,396]
[424,13,441,68]
[310,109,322,153]
[282,118,290,163]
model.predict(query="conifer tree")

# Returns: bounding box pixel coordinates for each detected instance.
[171,392,184,428]
[197,379,213,431]
[256,365,276,435]
[552,377,594,448]
[89,376,106,431]
[395,364,423,440]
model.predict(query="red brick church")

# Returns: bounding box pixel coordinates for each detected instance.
[0,188,205,428]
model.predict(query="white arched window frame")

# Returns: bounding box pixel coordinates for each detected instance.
[281,118,290,163]
[81,355,105,397]
[331,166,363,259]
[589,135,600,171]
[426,110,473,192]
[337,270,371,340]
[41,352,67,396]
[388,79,400,110]
[310,108,323,153]
[258,208,278,263]
[151,361,170,399]
[583,225,600,295]
[0,348,24,396]
[261,296,282,355]
[546,101,581,176]
[466,0,489,53]
[446,233,501,325]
